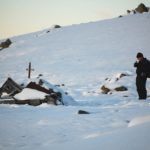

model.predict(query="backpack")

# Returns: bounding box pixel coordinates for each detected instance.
[146,60,150,78]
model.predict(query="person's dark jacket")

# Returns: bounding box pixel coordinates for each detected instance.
[134,58,149,77]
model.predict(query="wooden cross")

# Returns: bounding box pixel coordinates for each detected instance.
[26,62,34,79]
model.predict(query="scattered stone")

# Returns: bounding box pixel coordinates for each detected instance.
[65,92,68,95]
[78,110,90,114]
[127,10,131,14]
[126,3,149,15]
[101,85,111,94]
[38,74,43,77]
[54,25,61,28]
[120,73,128,78]
[123,95,129,97]
[0,39,12,49]
[55,84,65,87]
[105,78,109,81]
[114,86,128,92]
[126,120,130,123]
[135,3,148,13]
[119,15,123,18]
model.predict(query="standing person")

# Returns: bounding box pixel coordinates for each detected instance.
[134,52,149,100]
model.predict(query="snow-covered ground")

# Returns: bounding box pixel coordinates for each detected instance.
[0,13,150,150]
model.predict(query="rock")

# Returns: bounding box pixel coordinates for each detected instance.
[127,10,131,14]
[120,73,127,78]
[119,15,123,18]
[135,3,148,13]
[54,25,61,28]
[114,86,128,92]
[101,85,111,94]
[78,110,90,114]
[0,39,12,49]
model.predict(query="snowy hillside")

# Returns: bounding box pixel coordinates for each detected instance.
[0,13,150,150]
[0,13,150,87]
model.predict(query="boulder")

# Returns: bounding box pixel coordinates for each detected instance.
[78,110,90,114]
[101,85,111,94]
[127,10,131,14]
[135,3,148,13]
[54,25,61,28]
[114,86,128,92]
[0,39,12,49]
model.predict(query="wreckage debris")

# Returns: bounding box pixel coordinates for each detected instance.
[0,78,73,106]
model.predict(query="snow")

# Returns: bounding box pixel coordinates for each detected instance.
[128,115,150,127]
[14,88,48,100]
[0,102,150,150]
[0,13,150,149]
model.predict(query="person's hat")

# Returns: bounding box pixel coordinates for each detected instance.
[136,52,143,58]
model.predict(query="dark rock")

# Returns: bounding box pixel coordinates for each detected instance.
[78,110,90,114]
[54,25,61,28]
[101,85,111,94]
[127,10,131,14]
[135,3,148,13]
[114,86,128,92]
[119,15,123,18]
[38,74,43,77]
[65,92,68,95]
[123,95,129,97]
[120,73,127,78]
[133,10,136,14]
[126,120,130,123]
[0,39,12,49]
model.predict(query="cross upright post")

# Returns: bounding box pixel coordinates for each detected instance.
[26,62,34,79]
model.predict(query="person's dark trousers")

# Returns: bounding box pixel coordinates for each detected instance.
[136,76,147,99]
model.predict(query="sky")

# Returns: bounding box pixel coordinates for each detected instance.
[0,0,150,39]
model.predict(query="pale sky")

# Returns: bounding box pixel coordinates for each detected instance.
[0,0,150,39]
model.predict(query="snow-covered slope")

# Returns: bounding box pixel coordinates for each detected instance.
[0,13,150,150]
[0,13,150,86]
